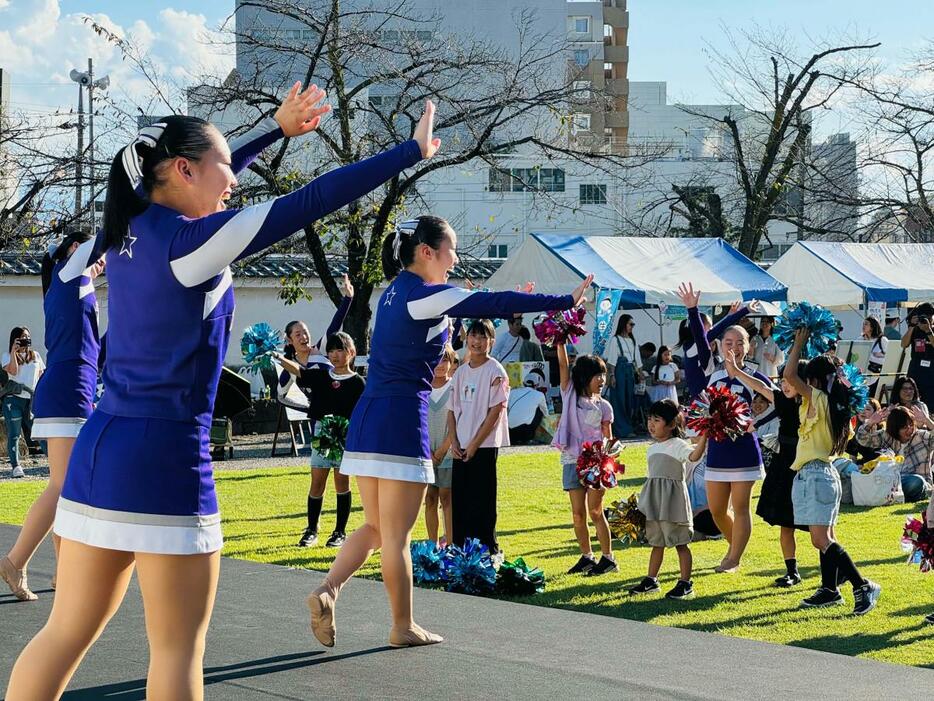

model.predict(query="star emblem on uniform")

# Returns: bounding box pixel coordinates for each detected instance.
[384,287,397,306]
[120,232,138,259]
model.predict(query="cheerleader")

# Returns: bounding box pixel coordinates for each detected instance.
[6,84,429,700]
[724,354,808,587]
[276,276,355,548]
[307,215,592,649]
[276,331,365,548]
[0,233,104,602]
[784,329,881,614]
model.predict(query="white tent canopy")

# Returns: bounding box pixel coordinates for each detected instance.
[485,233,787,306]
[769,241,934,307]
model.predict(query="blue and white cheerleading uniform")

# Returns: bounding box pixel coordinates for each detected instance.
[341,270,573,483]
[54,121,423,555]
[704,367,773,482]
[31,238,105,438]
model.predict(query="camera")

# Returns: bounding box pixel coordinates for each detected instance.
[17,337,31,347]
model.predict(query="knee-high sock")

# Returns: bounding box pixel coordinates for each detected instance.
[335,491,351,533]
[825,542,866,589]
[819,548,837,591]
[307,495,323,531]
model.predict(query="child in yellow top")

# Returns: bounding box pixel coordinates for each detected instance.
[784,328,881,615]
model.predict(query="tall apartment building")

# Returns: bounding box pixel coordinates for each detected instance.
[566,0,629,150]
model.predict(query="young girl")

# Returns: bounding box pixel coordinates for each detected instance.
[649,346,680,404]
[448,320,510,556]
[277,332,365,548]
[703,324,770,573]
[425,345,458,545]
[725,355,807,587]
[553,341,618,576]
[629,400,706,598]
[1,234,104,602]
[785,329,881,614]
[308,214,591,650]
[6,83,425,699]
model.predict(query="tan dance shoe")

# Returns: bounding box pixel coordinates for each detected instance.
[389,623,444,648]
[1,556,38,602]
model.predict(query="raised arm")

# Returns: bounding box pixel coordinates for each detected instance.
[314,275,353,348]
[783,329,812,400]
[707,300,753,343]
[557,342,571,392]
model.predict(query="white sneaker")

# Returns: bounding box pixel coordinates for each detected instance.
[11,466,25,478]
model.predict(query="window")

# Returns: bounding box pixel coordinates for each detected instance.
[573,80,592,99]
[580,184,608,205]
[511,167,537,192]
[573,49,590,67]
[369,95,383,108]
[571,113,591,134]
[416,30,433,41]
[539,168,566,193]
[384,29,399,41]
[287,29,302,40]
[573,16,590,34]
[489,168,512,193]
[488,244,508,258]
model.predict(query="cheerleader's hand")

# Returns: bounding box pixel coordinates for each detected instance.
[413,99,441,159]
[677,282,700,309]
[724,350,739,377]
[746,300,763,315]
[571,274,594,306]
[517,282,535,294]
[274,82,331,137]
[340,273,354,298]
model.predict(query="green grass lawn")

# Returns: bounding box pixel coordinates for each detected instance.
[2,444,933,667]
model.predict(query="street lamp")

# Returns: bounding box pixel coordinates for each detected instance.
[70,60,109,230]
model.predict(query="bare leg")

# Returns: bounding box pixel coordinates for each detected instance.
[136,551,220,701]
[308,476,381,647]
[438,487,453,544]
[780,526,797,561]
[424,486,440,543]
[376,478,440,645]
[705,481,734,544]
[3,437,74,600]
[332,469,350,494]
[4,539,134,700]
[676,544,693,581]
[726,481,754,566]
[568,488,592,555]
[586,488,613,559]
[309,468,330,499]
[647,547,664,578]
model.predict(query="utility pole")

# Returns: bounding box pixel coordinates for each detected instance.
[69,62,109,232]
[75,75,84,220]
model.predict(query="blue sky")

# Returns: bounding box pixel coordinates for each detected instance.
[3,1,934,112]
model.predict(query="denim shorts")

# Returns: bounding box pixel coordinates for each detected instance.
[791,460,842,526]
[562,463,582,491]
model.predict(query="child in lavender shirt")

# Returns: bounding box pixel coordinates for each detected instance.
[552,341,618,576]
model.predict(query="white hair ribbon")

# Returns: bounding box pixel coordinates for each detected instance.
[392,219,420,262]
[121,122,167,195]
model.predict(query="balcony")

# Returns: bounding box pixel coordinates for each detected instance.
[604,45,628,64]
[603,7,629,29]
[606,78,629,97]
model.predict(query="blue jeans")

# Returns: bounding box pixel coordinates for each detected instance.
[902,474,932,503]
[1,395,30,467]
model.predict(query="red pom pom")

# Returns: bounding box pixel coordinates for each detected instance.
[685,385,752,442]
[533,308,587,347]
[576,440,624,489]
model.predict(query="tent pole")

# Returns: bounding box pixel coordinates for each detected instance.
[659,307,664,347]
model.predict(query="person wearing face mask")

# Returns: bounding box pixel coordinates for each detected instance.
[2,327,45,478]
[5,85,440,701]
[1,232,104,603]
[305,215,591,650]
[856,405,934,503]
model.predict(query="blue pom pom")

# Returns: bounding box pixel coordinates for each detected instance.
[444,538,497,595]
[773,302,839,359]
[839,363,869,416]
[410,540,449,586]
[240,323,282,374]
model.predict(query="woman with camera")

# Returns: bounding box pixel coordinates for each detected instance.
[2,327,45,479]
[902,303,934,407]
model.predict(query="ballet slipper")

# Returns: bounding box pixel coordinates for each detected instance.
[389,623,444,648]
[307,580,339,647]
[1,556,38,602]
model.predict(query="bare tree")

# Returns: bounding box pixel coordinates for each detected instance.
[180,0,659,348]
[619,26,879,257]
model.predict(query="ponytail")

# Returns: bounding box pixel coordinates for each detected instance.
[103,115,214,252]
[380,215,453,280]
[41,231,94,296]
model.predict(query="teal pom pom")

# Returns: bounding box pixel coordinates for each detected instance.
[445,538,497,595]
[241,323,282,373]
[410,540,449,586]
[773,302,839,359]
